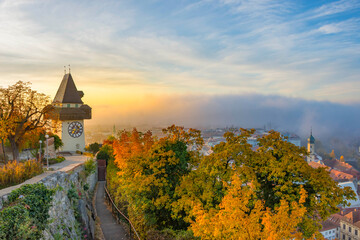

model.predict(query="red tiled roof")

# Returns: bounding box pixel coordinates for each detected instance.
[308,161,329,170]
[329,169,354,182]
[324,159,360,179]
[321,219,338,231]
[321,213,345,231]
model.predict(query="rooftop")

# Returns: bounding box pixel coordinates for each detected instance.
[53,73,84,104]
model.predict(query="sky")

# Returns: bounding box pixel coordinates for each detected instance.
[0,0,359,137]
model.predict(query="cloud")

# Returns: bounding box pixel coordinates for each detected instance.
[90,93,360,140]
[310,0,360,19]
[318,24,341,34]
[0,0,359,105]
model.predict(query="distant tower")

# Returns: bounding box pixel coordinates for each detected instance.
[307,129,315,154]
[50,72,92,152]
[307,130,316,162]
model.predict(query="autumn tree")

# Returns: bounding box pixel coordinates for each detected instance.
[190,175,317,240]
[112,127,202,237]
[107,127,354,238]
[175,129,354,238]
[0,81,55,161]
[330,149,336,159]
[0,119,15,162]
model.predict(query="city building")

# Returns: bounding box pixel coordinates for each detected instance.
[339,208,360,240]
[320,218,339,240]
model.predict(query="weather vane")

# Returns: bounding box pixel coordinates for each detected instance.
[68,64,71,73]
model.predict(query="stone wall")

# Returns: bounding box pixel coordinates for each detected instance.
[41,165,98,240]
[0,163,98,240]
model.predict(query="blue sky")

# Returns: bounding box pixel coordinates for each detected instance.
[0,0,359,130]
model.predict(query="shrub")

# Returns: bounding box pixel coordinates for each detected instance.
[0,204,37,239]
[146,229,197,240]
[83,152,93,157]
[46,156,65,165]
[96,144,113,165]
[0,160,43,189]
[84,158,96,177]
[83,183,89,191]
[85,142,100,155]
[96,149,110,161]
[67,187,79,201]
[0,183,55,239]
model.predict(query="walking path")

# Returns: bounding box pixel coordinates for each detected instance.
[0,155,88,196]
[95,181,128,240]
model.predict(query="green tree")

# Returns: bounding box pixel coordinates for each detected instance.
[86,142,100,155]
[175,129,355,238]
[112,127,201,237]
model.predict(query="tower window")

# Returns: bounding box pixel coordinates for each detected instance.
[75,104,78,108]
[67,104,70,108]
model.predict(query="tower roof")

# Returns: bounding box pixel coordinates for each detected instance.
[53,73,84,104]
[308,132,315,144]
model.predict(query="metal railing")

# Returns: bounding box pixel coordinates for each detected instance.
[104,185,141,240]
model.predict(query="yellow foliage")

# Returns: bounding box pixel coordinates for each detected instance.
[191,175,311,240]
[0,159,43,189]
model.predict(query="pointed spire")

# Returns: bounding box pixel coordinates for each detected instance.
[309,127,315,144]
[53,73,83,104]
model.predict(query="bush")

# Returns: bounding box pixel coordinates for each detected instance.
[0,183,55,239]
[84,158,96,177]
[76,150,83,155]
[83,152,93,157]
[85,142,100,155]
[146,229,197,240]
[96,150,110,161]
[0,160,43,189]
[45,156,65,165]
[0,204,37,239]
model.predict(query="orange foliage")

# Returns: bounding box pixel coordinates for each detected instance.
[113,128,154,170]
[191,175,313,240]
[0,159,43,189]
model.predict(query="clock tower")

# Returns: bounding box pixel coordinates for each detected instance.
[51,73,91,152]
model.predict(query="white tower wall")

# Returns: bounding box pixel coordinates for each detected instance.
[60,120,85,152]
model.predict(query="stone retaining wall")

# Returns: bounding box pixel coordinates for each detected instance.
[0,163,98,240]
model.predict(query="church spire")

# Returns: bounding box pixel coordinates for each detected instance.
[308,128,315,144]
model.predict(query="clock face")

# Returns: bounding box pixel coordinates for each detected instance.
[68,121,83,138]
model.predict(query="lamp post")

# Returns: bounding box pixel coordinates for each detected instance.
[39,140,42,162]
[45,134,49,170]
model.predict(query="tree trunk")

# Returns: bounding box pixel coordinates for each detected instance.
[1,138,6,163]
[9,136,19,162]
